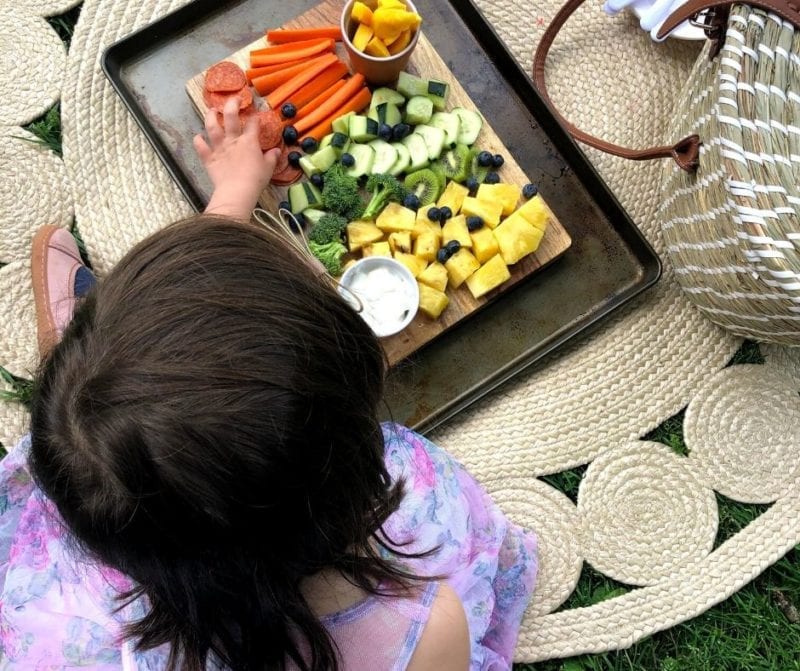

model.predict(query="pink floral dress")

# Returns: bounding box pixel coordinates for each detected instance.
[0,423,538,670]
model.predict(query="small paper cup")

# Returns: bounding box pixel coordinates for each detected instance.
[340,0,421,86]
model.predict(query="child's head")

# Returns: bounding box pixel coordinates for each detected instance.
[29,216,406,670]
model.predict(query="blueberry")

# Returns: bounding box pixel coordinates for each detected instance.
[281,103,297,119]
[301,137,318,153]
[427,207,441,222]
[445,240,462,254]
[484,172,500,184]
[465,176,479,193]
[466,216,484,232]
[378,123,393,141]
[283,126,298,145]
[287,151,302,168]
[341,153,356,168]
[522,183,539,199]
[289,214,305,232]
[436,248,452,263]
[278,200,291,212]
[439,206,453,221]
[393,123,412,141]
[477,150,493,167]
[492,154,505,168]
[403,193,421,211]
[310,173,324,188]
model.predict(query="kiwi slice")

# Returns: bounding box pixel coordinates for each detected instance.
[429,162,447,198]
[404,169,440,206]
[438,143,471,183]
[468,148,490,184]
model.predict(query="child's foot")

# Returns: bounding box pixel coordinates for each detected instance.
[30,226,96,356]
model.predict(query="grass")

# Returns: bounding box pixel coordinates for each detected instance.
[3,6,800,669]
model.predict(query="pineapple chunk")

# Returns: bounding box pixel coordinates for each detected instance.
[388,231,412,254]
[416,204,438,224]
[437,181,470,214]
[417,262,448,293]
[394,252,428,277]
[470,226,500,264]
[477,183,521,216]
[412,217,442,240]
[347,220,384,252]
[516,194,550,232]
[444,248,480,288]
[441,215,472,248]
[460,197,503,228]
[363,241,392,257]
[414,231,440,262]
[493,215,544,264]
[465,254,511,299]
[376,202,416,233]
[417,282,449,319]
[342,258,359,273]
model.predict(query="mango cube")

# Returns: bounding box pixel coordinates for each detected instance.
[417,262,448,293]
[465,254,511,299]
[460,197,503,228]
[376,202,416,233]
[347,220,384,252]
[394,252,428,277]
[364,36,390,57]
[437,181,470,214]
[441,215,472,248]
[470,226,500,264]
[352,23,374,51]
[388,29,412,54]
[444,248,480,288]
[493,214,544,264]
[516,194,550,231]
[413,231,440,262]
[351,1,374,25]
[378,0,406,7]
[363,241,392,257]
[477,183,521,216]
[388,231,412,254]
[417,282,449,319]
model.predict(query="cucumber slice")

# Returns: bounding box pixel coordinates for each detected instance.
[288,181,323,213]
[368,102,402,127]
[413,125,446,161]
[452,107,483,146]
[368,139,399,175]
[299,155,320,178]
[430,112,461,146]
[309,145,338,173]
[319,134,334,151]
[397,71,428,99]
[389,142,411,176]
[345,144,375,178]
[303,208,328,225]
[425,79,449,111]
[371,86,406,108]
[330,132,350,150]
[404,96,433,125]
[349,115,379,142]
[401,133,430,171]
[332,112,355,136]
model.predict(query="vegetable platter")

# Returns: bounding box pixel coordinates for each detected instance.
[185,0,572,366]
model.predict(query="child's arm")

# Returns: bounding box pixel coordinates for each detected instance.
[407,582,471,671]
[193,97,281,221]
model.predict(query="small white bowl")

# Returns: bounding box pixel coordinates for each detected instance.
[339,257,419,338]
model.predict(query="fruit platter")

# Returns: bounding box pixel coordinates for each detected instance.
[185,0,572,365]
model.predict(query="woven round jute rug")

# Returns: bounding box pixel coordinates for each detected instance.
[1,0,800,663]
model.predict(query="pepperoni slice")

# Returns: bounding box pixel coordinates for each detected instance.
[203,86,253,112]
[270,167,302,186]
[205,61,247,93]
[257,110,283,151]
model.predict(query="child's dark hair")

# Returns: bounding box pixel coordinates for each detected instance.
[29,216,419,671]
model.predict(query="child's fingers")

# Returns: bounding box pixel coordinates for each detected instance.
[263,147,281,178]
[204,108,224,147]
[222,97,242,139]
[193,134,212,163]
[243,112,260,138]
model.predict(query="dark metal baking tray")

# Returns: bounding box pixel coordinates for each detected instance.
[103,0,661,434]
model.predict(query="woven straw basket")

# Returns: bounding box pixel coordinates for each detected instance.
[534,0,800,346]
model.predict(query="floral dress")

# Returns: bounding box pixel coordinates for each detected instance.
[0,423,538,670]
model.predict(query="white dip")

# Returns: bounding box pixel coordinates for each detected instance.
[345,265,417,336]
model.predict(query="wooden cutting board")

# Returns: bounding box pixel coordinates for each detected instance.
[185,0,572,366]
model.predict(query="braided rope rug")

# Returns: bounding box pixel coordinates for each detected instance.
[1,0,800,663]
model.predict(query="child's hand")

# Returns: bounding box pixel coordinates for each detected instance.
[194,97,281,221]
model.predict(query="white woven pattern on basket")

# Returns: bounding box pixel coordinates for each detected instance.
[660,6,800,344]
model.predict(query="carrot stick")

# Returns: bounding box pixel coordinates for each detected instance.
[250,37,335,56]
[265,53,341,109]
[294,79,347,122]
[251,55,332,96]
[266,27,342,43]
[294,75,367,134]
[250,39,335,67]
[299,87,373,142]
[246,56,316,81]
[285,61,349,109]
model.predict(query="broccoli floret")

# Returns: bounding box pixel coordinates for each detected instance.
[322,164,365,221]
[308,213,348,245]
[362,173,408,220]
[308,240,347,276]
